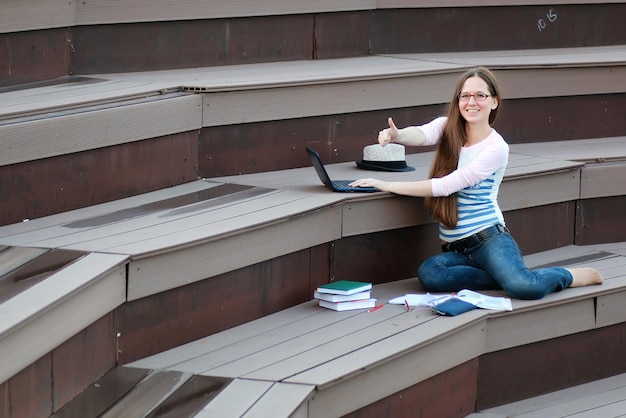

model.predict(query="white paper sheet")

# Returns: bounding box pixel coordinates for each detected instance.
[389,289,512,311]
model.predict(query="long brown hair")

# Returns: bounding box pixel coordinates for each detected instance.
[426,67,501,229]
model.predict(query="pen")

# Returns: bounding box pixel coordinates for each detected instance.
[404,299,410,312]
[368,304,384,313]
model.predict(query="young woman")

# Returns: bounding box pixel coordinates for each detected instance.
[350,67,603,299]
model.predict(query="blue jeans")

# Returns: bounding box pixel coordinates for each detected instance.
[417,230,573,300]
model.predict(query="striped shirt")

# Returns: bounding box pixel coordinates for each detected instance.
[419,117,509,242]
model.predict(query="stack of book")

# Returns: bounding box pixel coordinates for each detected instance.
[314,280,376,311]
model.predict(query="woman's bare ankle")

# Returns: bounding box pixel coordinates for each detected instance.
[567,267,604,287]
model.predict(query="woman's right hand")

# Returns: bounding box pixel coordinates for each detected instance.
[378,117,399,146]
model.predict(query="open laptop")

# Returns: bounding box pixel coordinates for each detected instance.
[306,147,378,193]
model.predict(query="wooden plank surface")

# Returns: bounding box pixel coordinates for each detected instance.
[581,162,626,199]
[0,0,74,33]
[51,367,151,418]
[380,0,625,7]
[193,378,274,418]
[0,180,220,240]
[471,372,626,417]
[597,290,626,328]
[210,303,434,380]
[242,306,436,382]
[1,46,623,121]
[390,45,626,69]
[0,252,128,384]
[140,55,461,93]
[510,136,626,163]
[305,320,487,418]
[14,187,283,249]
[125,203,342,299]
[75,0,375,25]
[523,244,611,268]
[284,310,488,388]
[0,79,164,118]
[573,242,626,257]
[0,247,48,277]
[126,301,329,370]
[123,244,626,416]
[201,72,461,126]
[130,277,420,373]
[99,370,192,418]
[64,191,341,254]
[1,187,339,255]
[485,299,596,353]
[165,299,403,376]
[0,94,202,167]
[240,382,314,418]
[491,379,626,418]
[342,195,431,236]
[499,170,580,211]
[3,0,622,33]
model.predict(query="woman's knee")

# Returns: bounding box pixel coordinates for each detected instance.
[417,259,442,291]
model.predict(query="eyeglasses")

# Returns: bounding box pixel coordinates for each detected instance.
[458,92,491,101]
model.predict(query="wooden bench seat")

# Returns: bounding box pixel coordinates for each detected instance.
[469,371,626,417]
[0,135,622,387]
[122,242,626,417]
[510,136,626,199]
[0,251,128,384]
[1,45,624,167]
[0,145,586,301]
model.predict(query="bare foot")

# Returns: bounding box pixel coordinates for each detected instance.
[566,268,604,287]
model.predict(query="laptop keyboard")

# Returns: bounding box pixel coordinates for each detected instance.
[332,180,355,188]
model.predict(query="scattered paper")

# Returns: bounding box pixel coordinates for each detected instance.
[389,289,512,311]
[455,289,512,311]
[388,294,431,306]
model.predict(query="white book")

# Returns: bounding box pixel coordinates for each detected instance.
[315,280,372,295]
[314,290,371,302]
[318,298,377,312]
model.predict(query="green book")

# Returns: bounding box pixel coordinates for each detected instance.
[316,280,372,296]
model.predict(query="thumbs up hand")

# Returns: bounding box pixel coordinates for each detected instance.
[378,117,399,147]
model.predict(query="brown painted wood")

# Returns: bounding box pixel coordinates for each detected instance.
[198,106,444,177]
[505,202,577,255]
[0,5,624,89]
[4,5,623,82]
[494,94,626,144]
[342,359,478,418]
[51,367,149,418]
[576,195,626,245]
[51,313,117,413]
[314,11,372,59]
[72,16,314,74]
[198,93,625,177]
[0,28,71,87]
[310,243,332,295]
[334,223,439,286]
[7,354,52,418]
[0,131,198,227]
[476,322,626,410]
[116,247,317,364]
[371,4,626,53]
[0,380,9,418]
